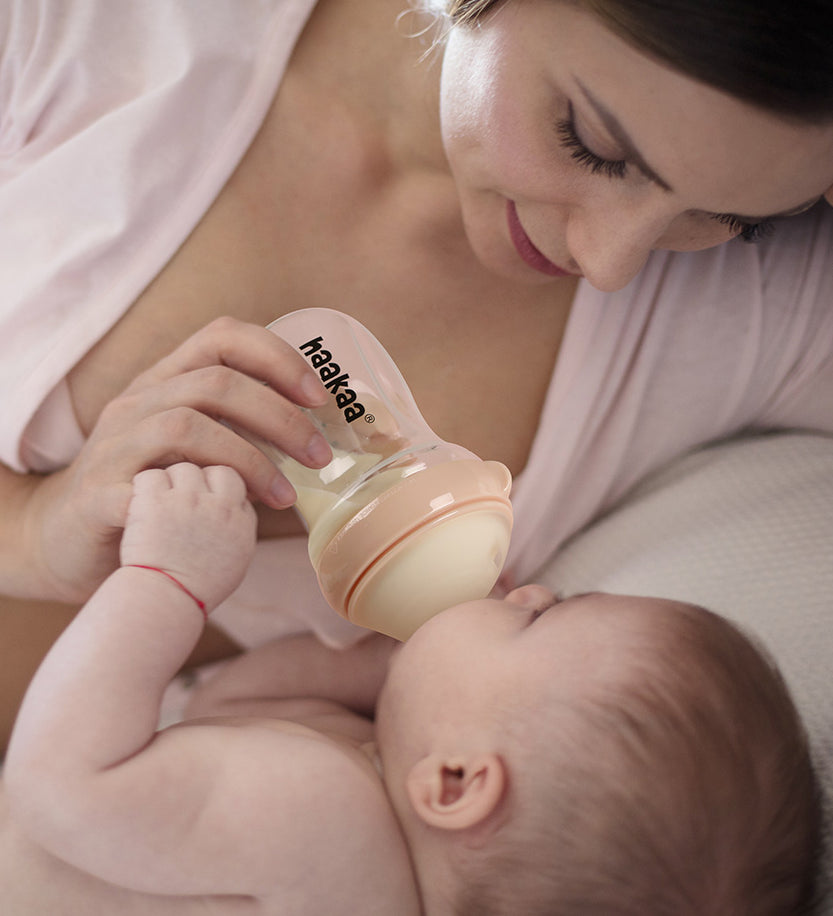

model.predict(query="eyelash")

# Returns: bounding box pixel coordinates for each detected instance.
[556,116,628,180]
[527,598,559,625]
[556,111,776,244]
[708,212,775,243]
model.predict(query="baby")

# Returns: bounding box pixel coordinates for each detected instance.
[1,463,820,915]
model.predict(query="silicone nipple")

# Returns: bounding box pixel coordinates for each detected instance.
[314,459,513,640]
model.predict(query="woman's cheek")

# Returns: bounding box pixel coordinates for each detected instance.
[661,214,739,252]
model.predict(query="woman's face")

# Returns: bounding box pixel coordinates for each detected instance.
[439,0,833,291]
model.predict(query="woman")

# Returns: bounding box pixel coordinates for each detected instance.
[1,0,832,748]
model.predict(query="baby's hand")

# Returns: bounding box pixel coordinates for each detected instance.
[120,463,257,612]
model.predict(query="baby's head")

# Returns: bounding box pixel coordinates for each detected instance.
[376,588,820,915]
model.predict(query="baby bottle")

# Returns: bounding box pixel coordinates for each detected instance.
[256,308,513,641]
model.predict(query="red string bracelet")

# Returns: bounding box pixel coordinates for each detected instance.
[124,565,207,621]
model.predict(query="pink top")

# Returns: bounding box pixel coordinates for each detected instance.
[3,0,833,647]
[1,0,318,472]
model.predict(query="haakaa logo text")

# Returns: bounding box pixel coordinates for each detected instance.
[299,337,366,423]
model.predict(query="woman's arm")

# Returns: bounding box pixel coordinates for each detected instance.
[1,318,332,605]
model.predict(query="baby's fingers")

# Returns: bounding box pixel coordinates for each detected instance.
[203,465,249,503]
[131,467,174,497]
[158,463,249,506]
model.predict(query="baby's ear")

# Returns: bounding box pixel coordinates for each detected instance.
[405,753,507,831]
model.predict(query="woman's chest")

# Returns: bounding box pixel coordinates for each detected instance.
[66,54,573,481]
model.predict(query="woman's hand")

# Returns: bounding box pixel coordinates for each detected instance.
[24,317,332,602]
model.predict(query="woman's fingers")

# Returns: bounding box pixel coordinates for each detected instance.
[35,318,333,600]
[102,406,301,509]
[131,316,328,409]
[86,318,342,509]
[104,318,334,505]
[124,363,331,466]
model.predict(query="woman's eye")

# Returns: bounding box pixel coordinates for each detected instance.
[556,110,627,180]
[709,212,775,243]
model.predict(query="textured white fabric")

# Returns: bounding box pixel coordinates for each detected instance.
[538,432,833,909]
[0,0,318,470]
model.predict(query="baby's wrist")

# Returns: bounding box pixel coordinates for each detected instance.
[121,565,208,621]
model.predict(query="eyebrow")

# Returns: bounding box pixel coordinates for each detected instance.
[575,79,673,192]
[573,80,824,223]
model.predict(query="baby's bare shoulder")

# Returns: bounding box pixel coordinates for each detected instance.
[173,710,385,821]
[168,714,420,913]
[0,781,223,916]
[3,757,419,916]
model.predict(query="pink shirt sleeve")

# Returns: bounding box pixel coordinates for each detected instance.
[506,205,833,586]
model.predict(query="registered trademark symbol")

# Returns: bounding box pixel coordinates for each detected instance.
[365,414,376,424]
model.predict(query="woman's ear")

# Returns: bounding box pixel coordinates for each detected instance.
[405,752,507,831]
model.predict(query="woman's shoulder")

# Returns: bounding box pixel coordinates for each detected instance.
[623,203,833,325]
[0,0,310,144]
[0,0,320,472]
[756,202,833,302]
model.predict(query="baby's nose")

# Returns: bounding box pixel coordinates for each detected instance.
[505,583,557,610]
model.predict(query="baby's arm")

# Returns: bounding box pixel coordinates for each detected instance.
[7,462,256,766]
[4,464,272,887]
[185,629,397,723]
[4,463,403,902]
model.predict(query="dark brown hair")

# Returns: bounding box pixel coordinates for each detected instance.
[449,600,821,915]
[443,0,833,122]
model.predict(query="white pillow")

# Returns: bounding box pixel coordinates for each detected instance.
[537,432,833,910]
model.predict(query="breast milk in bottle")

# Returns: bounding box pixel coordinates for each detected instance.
[254,308,513,641]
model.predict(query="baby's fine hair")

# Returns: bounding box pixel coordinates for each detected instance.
[449,600,821,915]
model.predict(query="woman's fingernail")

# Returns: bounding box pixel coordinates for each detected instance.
[306,433,332,467]
[302,373,328,405]
[269,476,297,507]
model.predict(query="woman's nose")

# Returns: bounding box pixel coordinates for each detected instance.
[566,201,673,292]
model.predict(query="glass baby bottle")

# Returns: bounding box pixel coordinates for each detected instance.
[254,308,513,641]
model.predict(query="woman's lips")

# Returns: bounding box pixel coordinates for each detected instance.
[506,200,575,278]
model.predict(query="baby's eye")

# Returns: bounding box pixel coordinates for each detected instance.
[556,110,627,180]
[526,598,559,626]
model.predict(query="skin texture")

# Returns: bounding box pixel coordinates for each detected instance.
[3,464,419,915]
[2,0,833,750]
[3,461,682,914]
[439,2,833,291]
